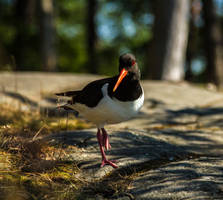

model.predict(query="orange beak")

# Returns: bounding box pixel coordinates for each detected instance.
[113,68,128,92]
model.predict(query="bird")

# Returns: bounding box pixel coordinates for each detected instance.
[56,53,144,168]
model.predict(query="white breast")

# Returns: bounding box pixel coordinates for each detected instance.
[69,83,144,128]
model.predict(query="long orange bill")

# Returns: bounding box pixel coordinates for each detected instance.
[113,68,128,92]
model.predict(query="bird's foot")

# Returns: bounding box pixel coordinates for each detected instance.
[101,159,118,168]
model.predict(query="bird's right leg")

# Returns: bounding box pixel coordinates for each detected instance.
[97,129,118,168]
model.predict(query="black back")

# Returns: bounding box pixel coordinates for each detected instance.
[72,77,116,107]
[57,53,142,108]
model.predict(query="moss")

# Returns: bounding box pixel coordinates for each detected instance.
[0,161,82,199]
[0,104,90,199]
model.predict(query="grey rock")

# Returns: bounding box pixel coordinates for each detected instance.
[1,72,223,199]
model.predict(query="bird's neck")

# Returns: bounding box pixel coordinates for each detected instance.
[108,76,142,101]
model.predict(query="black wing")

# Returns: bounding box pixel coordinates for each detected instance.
[73,76,117,107]
[56,76,117,108]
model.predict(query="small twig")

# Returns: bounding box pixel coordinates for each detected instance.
[66,112,69,130]
[32,125,46,141]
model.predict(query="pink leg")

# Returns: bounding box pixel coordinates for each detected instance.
[97,129,118,168]
[101,128,111,150]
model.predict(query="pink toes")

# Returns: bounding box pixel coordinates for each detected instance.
[101,159,118,168]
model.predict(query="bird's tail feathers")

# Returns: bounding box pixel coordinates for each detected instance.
[55,90,81,97]
[56,103,79,116]
[56,91,79,116]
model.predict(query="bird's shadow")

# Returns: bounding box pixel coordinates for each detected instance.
[70,105,223,199]
[43,128,192,170]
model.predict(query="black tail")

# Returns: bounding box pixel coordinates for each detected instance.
[55,90,81,97]
[56,104,79,117]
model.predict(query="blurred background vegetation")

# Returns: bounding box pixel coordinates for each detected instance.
[0,0,223,87]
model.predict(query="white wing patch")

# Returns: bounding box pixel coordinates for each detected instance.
[69,83,144,128]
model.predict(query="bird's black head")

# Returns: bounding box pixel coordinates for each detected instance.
[113,53,141,92]
[119,53,140,79]
[119,53,136,71]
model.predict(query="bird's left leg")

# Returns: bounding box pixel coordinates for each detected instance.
[101,128,111,150]
[97,128,117,168]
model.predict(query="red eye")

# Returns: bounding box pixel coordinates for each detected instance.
[132,60,136,66]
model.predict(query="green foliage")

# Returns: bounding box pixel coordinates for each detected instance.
[0,0,223,82]
[0,0,152,75]
[56,0,88,72]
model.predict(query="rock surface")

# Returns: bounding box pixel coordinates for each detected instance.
[1,72,223,199]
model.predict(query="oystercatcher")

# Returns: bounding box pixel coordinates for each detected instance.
[56,53,144,168]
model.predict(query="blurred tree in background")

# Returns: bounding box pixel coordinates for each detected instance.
[39,0,57,71]
[0,0,223,87]
[86,0,98,74]
[203,0,223,88]
[146,0,190,81]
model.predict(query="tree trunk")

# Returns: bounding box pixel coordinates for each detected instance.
[146,0,190,81]
[13,0,30,70]
[185,0,201,82]
[86,0,98,74]
[39,0,57,71]
[203,0,223,88]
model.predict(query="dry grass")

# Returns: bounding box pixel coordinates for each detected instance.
[0,104,145,199]
[0,104,91,200]
[80,171,135,199]
[0,104,176,199]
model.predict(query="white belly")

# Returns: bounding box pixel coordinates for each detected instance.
[69,84,144,128]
